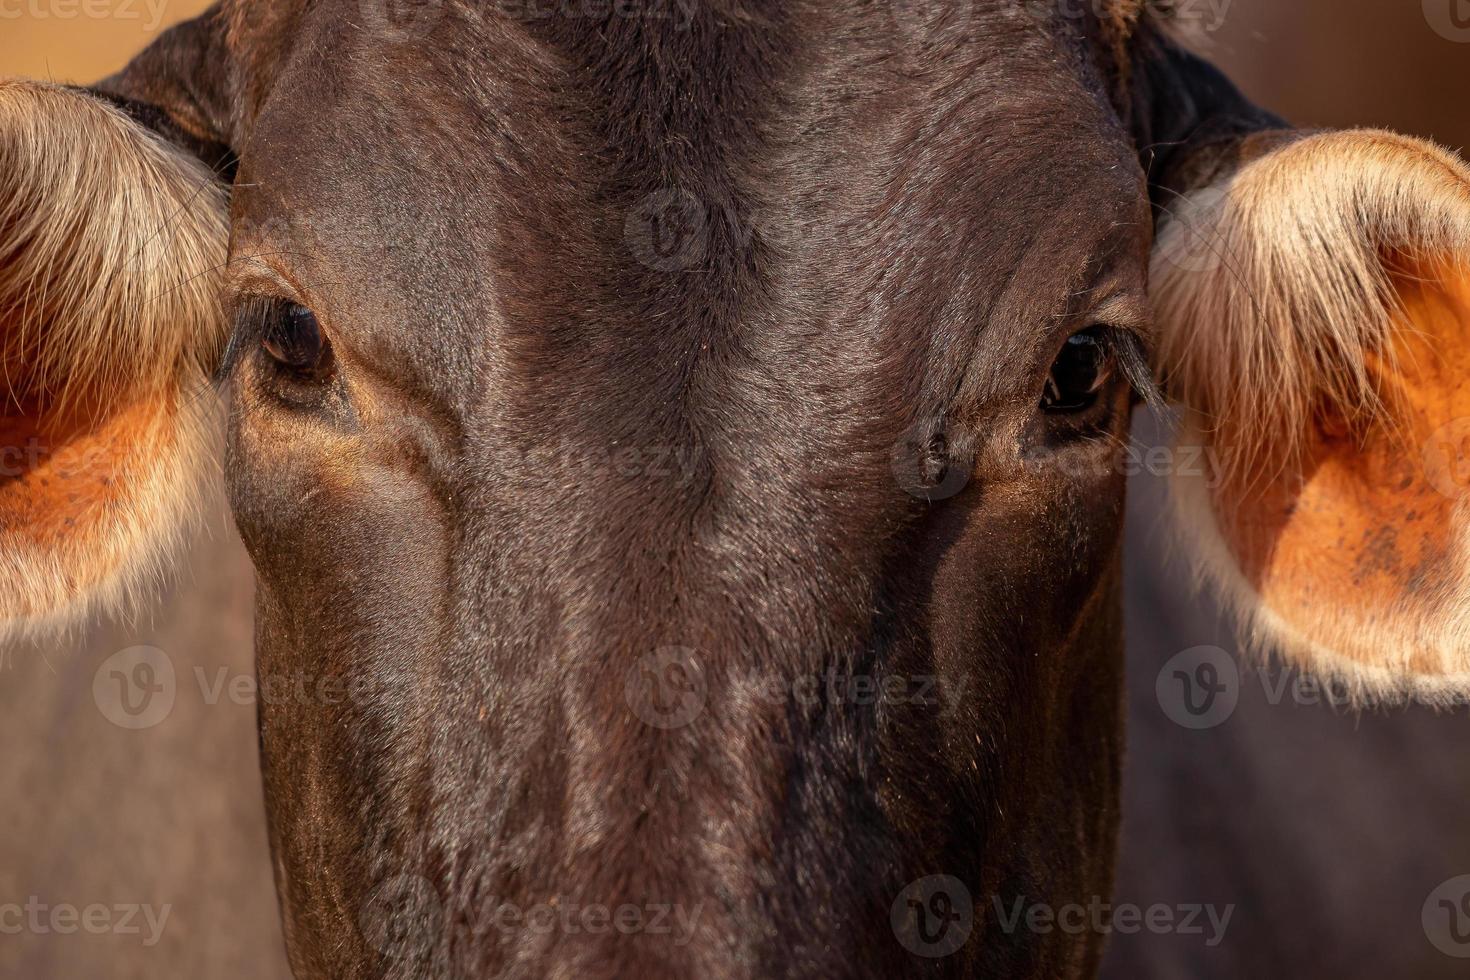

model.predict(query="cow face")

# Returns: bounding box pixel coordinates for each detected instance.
[2,2,1468,978]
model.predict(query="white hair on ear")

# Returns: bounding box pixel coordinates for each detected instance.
[0,80,228,411]
[1152,129,1470,703]
[1150,129,1470,477]
[0,80,229,640]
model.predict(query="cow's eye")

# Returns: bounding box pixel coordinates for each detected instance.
[1041,328,1111,413]
[262,303,330,376]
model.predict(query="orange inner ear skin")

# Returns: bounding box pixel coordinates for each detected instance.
[0,406,45,486]
[1214,261,1470,675]
[0,395,161,555]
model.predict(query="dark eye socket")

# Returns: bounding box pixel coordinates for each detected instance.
[1041,328,1113,413]
[262,302,330,376]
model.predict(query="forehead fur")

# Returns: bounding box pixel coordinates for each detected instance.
[229,0,1147,421]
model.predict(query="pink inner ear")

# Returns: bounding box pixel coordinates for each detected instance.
[1207,259,1470,680]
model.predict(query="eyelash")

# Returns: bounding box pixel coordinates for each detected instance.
[1040,326,1158,419]
[217,297,334,390]
[216,296,276,383]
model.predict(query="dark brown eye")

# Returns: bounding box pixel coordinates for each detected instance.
[262,303,329,375]
[1041,328,1112,413]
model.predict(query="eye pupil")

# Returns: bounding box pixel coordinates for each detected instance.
[1042,329,1110,413]
[262,303,327,374]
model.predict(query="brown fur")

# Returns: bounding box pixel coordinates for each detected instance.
[5,6,1470,979]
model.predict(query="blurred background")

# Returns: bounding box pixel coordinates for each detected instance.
[0,0,198,81]
[1,2,1467,978]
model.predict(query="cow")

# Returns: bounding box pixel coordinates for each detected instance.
[2,1,1469,977]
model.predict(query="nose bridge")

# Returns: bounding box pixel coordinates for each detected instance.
[522,457,794,676]
[475,352,862,612]
[553,408,883,659]
[449,385,901,879]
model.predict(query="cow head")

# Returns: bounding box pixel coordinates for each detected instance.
[2,2,1467,976]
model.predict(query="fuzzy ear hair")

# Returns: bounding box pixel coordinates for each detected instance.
[0,79,230,639]
[1150,128,1470,703]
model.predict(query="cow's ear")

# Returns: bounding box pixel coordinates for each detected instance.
[1136,34,1470,701]
[0,15,232,639]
